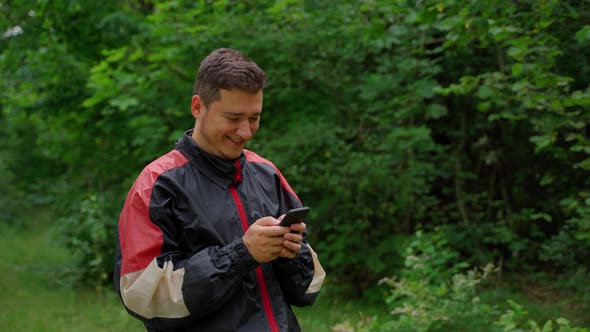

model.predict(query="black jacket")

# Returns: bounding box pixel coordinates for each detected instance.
[114,131,325,332]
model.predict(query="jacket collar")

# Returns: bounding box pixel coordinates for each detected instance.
[176,130,245,188]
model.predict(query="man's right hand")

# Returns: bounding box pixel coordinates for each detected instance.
[243,217,290,263]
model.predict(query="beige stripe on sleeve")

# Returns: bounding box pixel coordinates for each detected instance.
[306,245,326,294]
[120,259,190,319]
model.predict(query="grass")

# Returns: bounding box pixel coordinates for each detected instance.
[295,294,387,331]
[0,218,144,332]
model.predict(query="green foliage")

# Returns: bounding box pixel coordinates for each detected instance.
[55,194,119,290]
[0,116,21,225]
[1,0,589,295]
[375,231,498,331]
[332,230,588,332]
[559,196,590,247]
[496,300,588,332]
[0,154,24,226]
[429,0,590,253]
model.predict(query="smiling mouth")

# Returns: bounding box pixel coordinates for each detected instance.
[228,136,243,144]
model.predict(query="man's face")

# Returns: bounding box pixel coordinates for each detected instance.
[191,89,263,160]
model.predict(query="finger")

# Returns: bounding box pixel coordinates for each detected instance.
[283,232,303,243]
[264,226,291,237]
[280,247,297,259]
[256,233,287,246]
[266,236,288,247]
[289,222,307,233]
[283,239,301,252]
[268,244,285,254]
[253,222,290,236]
[261,243,285,257]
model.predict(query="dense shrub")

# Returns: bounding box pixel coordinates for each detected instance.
[332,231,588,331]
[54,193,121,290]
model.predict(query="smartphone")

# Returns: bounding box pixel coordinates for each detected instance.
[279,207,310,227]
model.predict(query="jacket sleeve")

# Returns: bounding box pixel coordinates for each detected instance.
[272,171,326,306]
[114,169,259,329]
[274,241,326,306]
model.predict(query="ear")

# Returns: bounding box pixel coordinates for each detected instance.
[191,95,203,119]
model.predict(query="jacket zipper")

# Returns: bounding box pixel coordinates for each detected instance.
[230,161,280,332]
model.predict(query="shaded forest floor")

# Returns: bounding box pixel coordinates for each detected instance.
[0,212,587,331]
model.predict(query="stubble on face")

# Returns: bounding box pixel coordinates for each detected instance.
[192,89,263,160]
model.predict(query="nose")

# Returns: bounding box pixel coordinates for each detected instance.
[236,120,253,140]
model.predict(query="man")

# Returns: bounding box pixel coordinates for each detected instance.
[114,48,325,332]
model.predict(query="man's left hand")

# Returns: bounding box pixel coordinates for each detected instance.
[279,221,306,259]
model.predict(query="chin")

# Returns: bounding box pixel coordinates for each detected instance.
[222,150,242,160]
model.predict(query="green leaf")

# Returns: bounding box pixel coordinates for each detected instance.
[560,197,579,210]
[507,46,525,61]
[568,120,586,130]
[511,63,523,76]
[575,26,590,44]
[575,157,590,170]
[109,96,138,111]
[540,174,553,186]
[538,19,554,29]
[530,134,556,151]
[415,79,438,99]
[425,104,447,119]
[556,317,569,325]
[103,46,128,63]
[530,213,552,222]
[477,85,494,99]
[477,101,492,112]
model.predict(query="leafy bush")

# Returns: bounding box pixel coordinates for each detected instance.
[55,193,119,290]
[373,230,498,331]
[332,230,588,331]
[0,161,24,227]
[496,300,588,332]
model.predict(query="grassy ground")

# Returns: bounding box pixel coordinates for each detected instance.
[0,219,143,331]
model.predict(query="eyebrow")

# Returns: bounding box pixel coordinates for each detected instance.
[222,111,262,116]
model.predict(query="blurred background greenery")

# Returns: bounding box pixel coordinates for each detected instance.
[1,0,589,331]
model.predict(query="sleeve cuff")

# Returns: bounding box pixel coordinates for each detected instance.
[229,239,259,272]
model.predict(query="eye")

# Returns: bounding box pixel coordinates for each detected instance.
[225,116,240,122]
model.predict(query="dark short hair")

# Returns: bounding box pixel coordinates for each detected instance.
[193,48,268,107]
